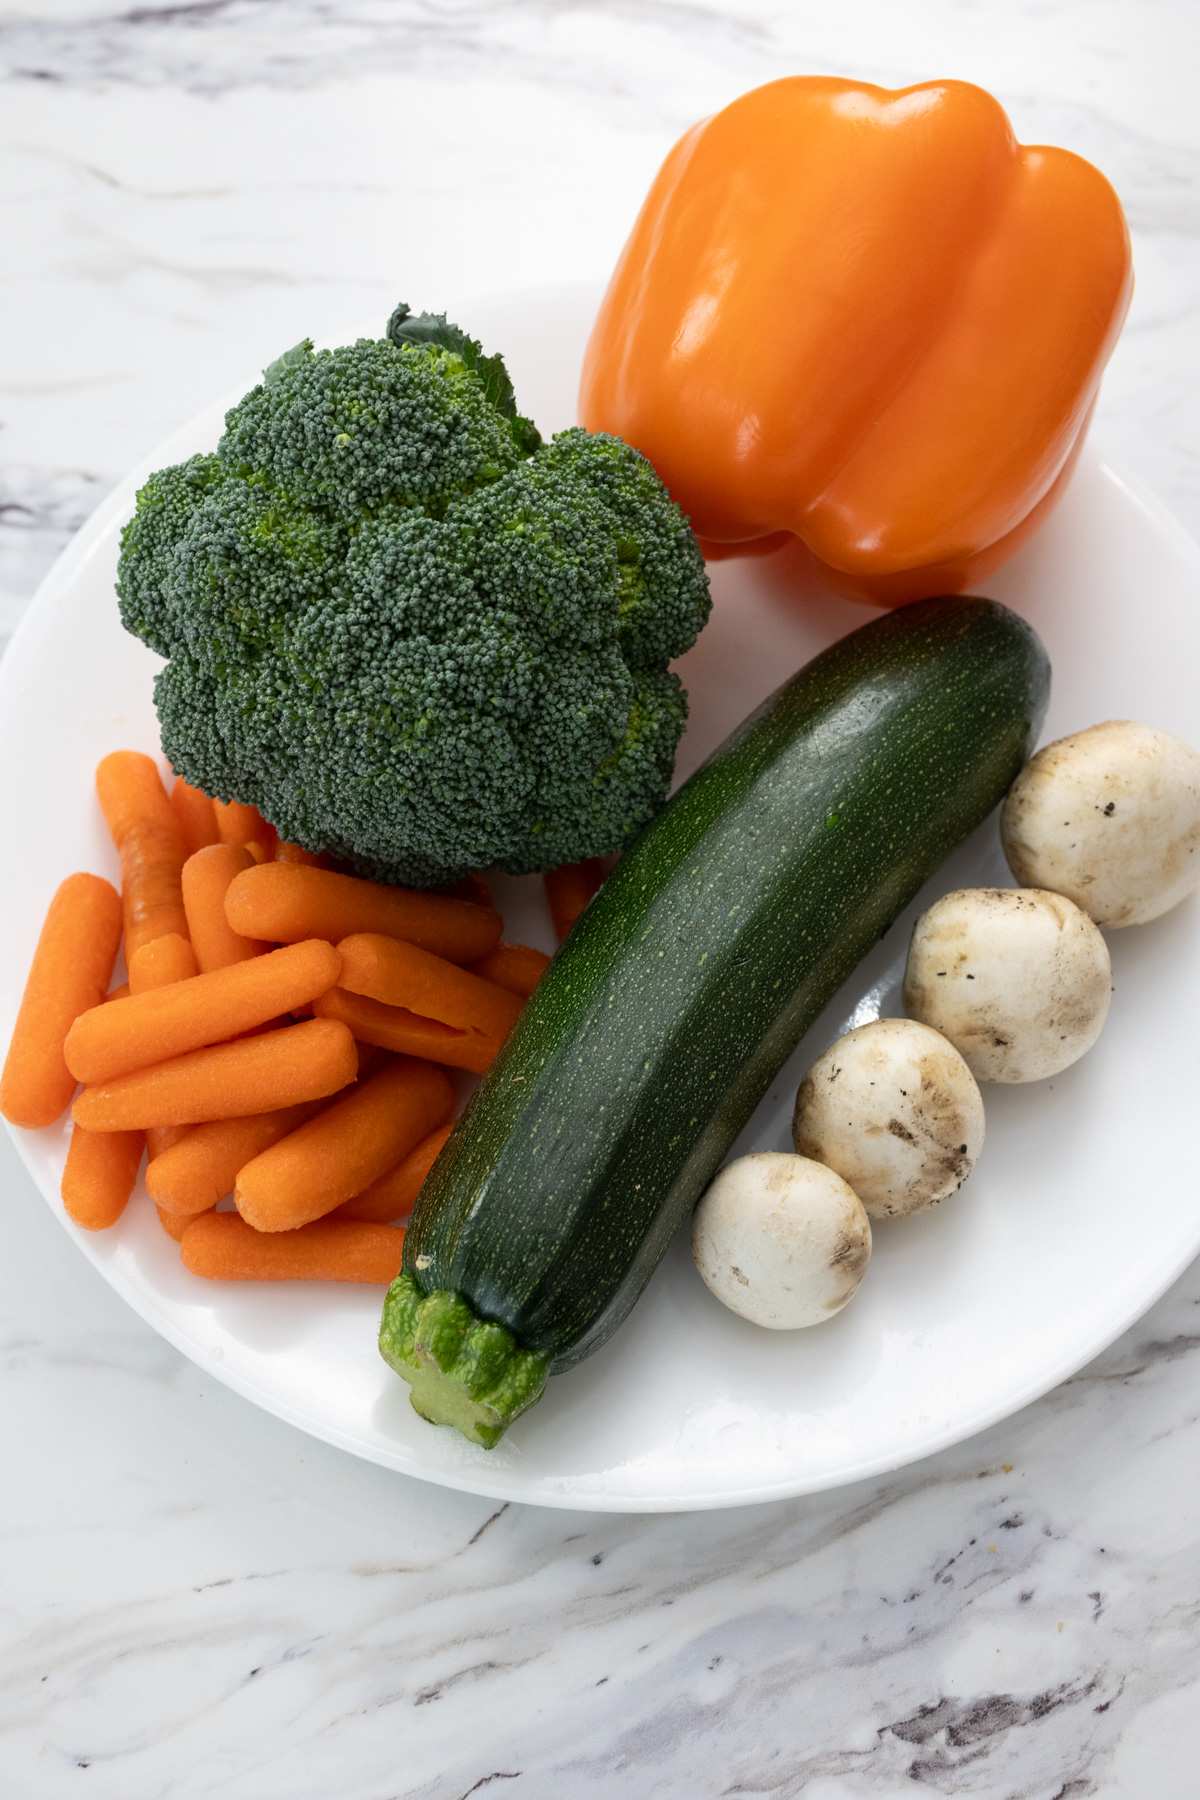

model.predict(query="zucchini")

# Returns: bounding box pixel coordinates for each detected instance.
[381,595,1050,1445]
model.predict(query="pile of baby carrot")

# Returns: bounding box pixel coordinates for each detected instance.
[0,750,609,1286]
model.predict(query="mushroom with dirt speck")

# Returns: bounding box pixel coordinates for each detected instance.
[1001,720,1200,927]
[903,887,1111,1083]
[691,1152,871,1328]
[793,1017,985,1218]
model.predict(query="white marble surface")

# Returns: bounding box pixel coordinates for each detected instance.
[3,1,1200,1792]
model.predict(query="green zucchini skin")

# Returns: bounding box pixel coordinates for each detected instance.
[403,595,1049,1374]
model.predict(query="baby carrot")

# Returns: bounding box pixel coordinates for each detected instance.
[72,1017,357,1131]
[127,932,199,994]
[468,942,551,999]
[0,873,123,1128]
[65,939,341,1084]
[544,858,606,941]
[147,1099,325,1216]
[313,987,499,1074]
[348,1041,390,1082]
[181,1212,405,1284]
[224,863,502,964]
[275,840,331,869]
[147,1123,190,1160]
[182,845,268,972]
[335,1118,455,1224]
[170,776,221,856]
[106,982,130,1003]
[213,797,276,858]
[126,934,200,1155]
[235,1055,452,1232]
[337,934,524,1041]
[61,1125,144,1231]
[156,1203,199,1242]
[439,873,495,911]
[96,751,190,956]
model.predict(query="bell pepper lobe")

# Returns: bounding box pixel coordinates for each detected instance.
[579,76,1132,604]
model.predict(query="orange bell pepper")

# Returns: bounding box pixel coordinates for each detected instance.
[579,77,1132,606]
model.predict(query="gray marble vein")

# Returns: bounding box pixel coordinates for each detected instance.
[0,0,774,100]
[0,466,110,652]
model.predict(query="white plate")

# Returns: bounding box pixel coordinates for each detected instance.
[2,285,1199,1513]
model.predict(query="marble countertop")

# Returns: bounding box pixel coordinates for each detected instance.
[3,2,1200,1793]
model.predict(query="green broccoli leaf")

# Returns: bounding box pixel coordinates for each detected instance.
[263,338,314,385]
[387,302,542,455]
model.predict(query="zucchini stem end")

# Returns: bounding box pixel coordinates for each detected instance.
[379,1273,548,1449]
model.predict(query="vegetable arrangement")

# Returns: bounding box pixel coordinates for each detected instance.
[11,456,1193,1446]
[6,522,1196,1451]
[5,75,1188,1463]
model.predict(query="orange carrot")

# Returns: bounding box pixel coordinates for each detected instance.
[127,932,199,994]
[64,939,341,1084]
[156,1203,199,1242]
[469,942,551,999]
[335,1118,455,1224]
[96,751,190,956]
[235,1055,452,1232]
[147,1047,387,1215]
[181,1212,405,1283]
[439,872,495,910]
[61,1125,144,1230]
[313,987,500,1075]
[275,840,332,869]
[224,862,502,964]
[125,935,200,1154]
[170,776,221,856]
[0,873,123,1128]
[213,797,277,858]
[147,1099,325,1216]
[106,982,130,1003]
[337,934,524,1041]
[544,858,606,941]
[72,1017,357,1131]
[349,1041,390,1082]
[146,1123,190,1160]
[182,845,269,972]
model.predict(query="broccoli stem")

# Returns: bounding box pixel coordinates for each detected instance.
[379,1273,548,1448]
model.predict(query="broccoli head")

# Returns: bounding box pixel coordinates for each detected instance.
[117,311,711,887]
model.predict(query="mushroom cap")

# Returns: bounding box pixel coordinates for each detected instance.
[903,886,1111,1083]
[691,1151,871,1329]
[793,1016,984,1218]
[1002,720,1200,927]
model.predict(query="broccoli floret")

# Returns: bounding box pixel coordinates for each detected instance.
[220,332,534,520]
[117,312,711,887]
[117,453,231,657]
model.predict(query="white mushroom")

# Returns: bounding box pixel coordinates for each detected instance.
[902,887,1111,1083]
[1001,720,1200,927]
[691,1152,871,1329]
[792,1017,985,1219]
